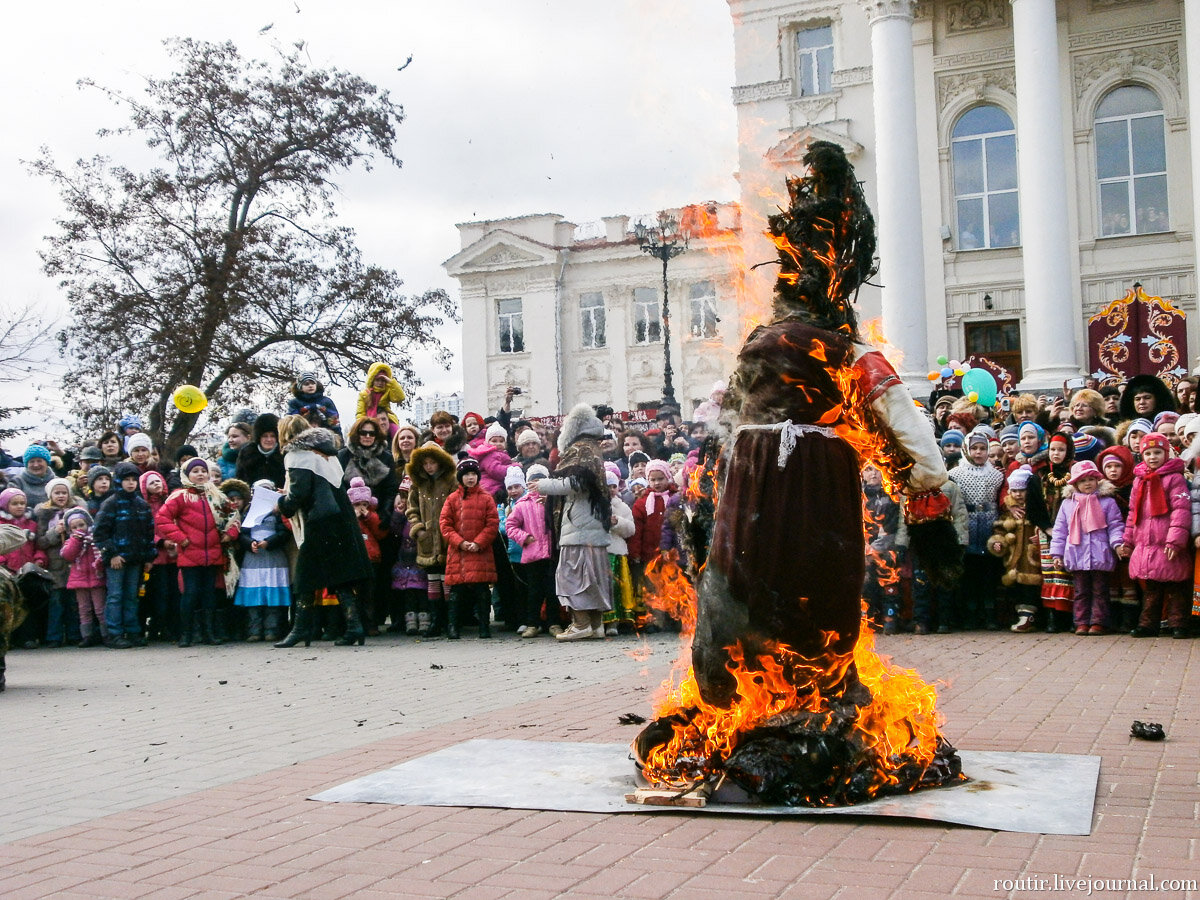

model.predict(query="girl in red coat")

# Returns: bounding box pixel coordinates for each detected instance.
[439,458,499,639]
[155,458,239,647]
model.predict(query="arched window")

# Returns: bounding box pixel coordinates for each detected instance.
[1095,85,1168,237]
[951,105,1019,250]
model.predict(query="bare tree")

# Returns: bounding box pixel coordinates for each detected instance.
[0,303,58,442]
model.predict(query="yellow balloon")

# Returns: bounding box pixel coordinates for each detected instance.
[173,384,208,414]
[954,368,966,377]
[967,391,979,403]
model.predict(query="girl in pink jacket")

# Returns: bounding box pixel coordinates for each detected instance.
[60,508,107,646]
[1121,433,1192,638]
[504,463,558,637]
[466,422,516,498]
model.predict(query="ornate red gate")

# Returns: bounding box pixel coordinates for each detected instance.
[1087,284,1188,386]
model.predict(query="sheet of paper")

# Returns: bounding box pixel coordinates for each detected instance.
[241,484,280,529]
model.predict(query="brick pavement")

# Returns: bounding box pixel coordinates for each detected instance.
[1,629,1196,899]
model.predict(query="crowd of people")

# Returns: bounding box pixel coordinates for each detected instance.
[864,372,1200,640]
[3,361,1199,693]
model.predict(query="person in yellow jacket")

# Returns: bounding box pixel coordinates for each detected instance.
[356,362,405,438]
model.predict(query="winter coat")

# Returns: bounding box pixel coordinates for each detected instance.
[1048,483,1125,573]
[287,382,341,430]
[155,487,237,568]
[405,443,458,567]
[537,475,611,548]
[278,428,373,595]
[948,459,1005,555]
[439,484,499,586]
[505,491,554,564]
[337,444,399,514]
[465,442,515,497]
[987,494,1042,587]
[139,472,177,566]
[93,489,156,564]
[61,531,106,589]
[235,443,287,489]
[0,513,47,572]
[35,501,85,588]
[498,500,524,564]
[1124,457,1192,582]
[609,494,635,556]
[629,486,677,562]
[355,362,405,425]
[356,510,387,564]
[218,442,241,481]
[9,468,54,509]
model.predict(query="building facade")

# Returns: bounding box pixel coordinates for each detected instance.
[443,207,744,418]
[409,391,465,427]
[731,0,1197,389]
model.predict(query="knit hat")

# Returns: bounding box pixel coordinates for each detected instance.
[603,461,622,481]
[113,461,142,482]
[998,424,1020,446]
[645,459,672,480]
[669,452,687,466]
[45,477,74,499]
[117,414,144,433]
[455,458,482,483]
[346,476,375,506]
[503,466,526,489]
[939,430,965,448]
[232,408,258,428]
[485,421,508,442]
[605,470,620,487]
[629,477,649,489]
[628,450,650,466]
[139,470,166,497]
[1096,445,1135,487]
[526,463,550,481]
[23,444,52,465]
[1067,460,1102,485]
[462,412,485,431]
[0,487,26,510]
[965,429,990,449]
[1007,465,1034,490]
[126,433,153,453]
[972,424,997,441]
[175,444,199,464]
[1153,411,1180,429]
[252,479,277,491]
[1127,418,1154,436]
[64,508,93,530]
[78,445,103,462]
[297,371,318,385]
[182,457,209,476]
[1138,432,1170,453]
[86,465,112,488]
[1176,413,1200,437]
[1071,432,1103,461]
[516,429,540,448]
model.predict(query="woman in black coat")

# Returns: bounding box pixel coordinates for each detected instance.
[273,417,373,648]
[235,413,287,488]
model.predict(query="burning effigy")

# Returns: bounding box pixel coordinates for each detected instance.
[632,142,965,806]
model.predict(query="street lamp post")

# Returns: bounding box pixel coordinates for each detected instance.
[634,211,688,411]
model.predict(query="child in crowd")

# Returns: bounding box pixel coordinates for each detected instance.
[949,430,1005,629]
[1,486,50,650]
[234,480,291,643]
[388,476,427,635]
[1034,433,1076,633]
[1097,446,1140,632]
[898,474,967,634]
[85,466,113,516]
[35,477,84,647]
[498,466,527,631]
[1050,461,1126,635]
[606,469,637,635]
[1122,432,1192,638]
[356,362,405,438]
[406,442,457,637]
[93,462,156,648]
[215,478,249,639]
[287,372,341,430]
[861,465,901,633]
[347,477,387,627]
[938,430,964,470]
[990,466,1044,632]
[155,458,238,647]
[467,422,514,497]
[139,470,178,642]
[439,458,499,639]
[60,509,107,646]
[505,463,558,638]
[630,459,676,631]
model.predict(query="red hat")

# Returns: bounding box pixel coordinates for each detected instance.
[462,412,485,429]
[1138,432,1171,454]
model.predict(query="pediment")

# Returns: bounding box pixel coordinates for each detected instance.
[443,231,559,276]
[765,124,864,166]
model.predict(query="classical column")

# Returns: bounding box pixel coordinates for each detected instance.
[861,0,929,383]
[1185,3,1200,303]
[1011,0,1082,389]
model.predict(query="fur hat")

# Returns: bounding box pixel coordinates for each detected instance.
[557,403,604,453]
[1119,374,1176,421]
[1068,460,1102,484]
[86,465,112,488]
[182,457,209,476]
[175,444,198,464]
[126,433,153,453]
[220,478,250,502]
[1007,465,1034,491]
[64,508,93,530]
[253,413,280,443]
[455,458,482,483]
[485,421,508,442]
[526,463,550,481]
[23,444,52,465]
[346,477,376,506]
[503,466,526,489]
[113,461,142,482]
[0,487,26,510]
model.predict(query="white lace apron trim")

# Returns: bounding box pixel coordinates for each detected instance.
[735,420,839,469]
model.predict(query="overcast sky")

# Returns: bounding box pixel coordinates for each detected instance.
[1,0,738,440]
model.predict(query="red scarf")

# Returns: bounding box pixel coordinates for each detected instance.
[1128,465,1170,528]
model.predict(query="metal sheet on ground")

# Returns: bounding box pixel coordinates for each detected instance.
[310,738,1099,835]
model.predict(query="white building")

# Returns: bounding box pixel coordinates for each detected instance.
[447,0,1198,409]
[409,390,465,426]
[443,206,744,418]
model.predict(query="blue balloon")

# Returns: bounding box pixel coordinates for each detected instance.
[961,368,998,407]
[940,366,954,379]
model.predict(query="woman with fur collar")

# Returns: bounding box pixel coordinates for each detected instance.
[273,416,373,648]
[419,410,469,459]
[528,403,612,641]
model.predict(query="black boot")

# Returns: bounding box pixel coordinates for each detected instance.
[476,591,491,639]
[333,591,365,646]
[275,599,315,648]
[446,595,460,640]
[211,608,228,645]
[0,655,6,692]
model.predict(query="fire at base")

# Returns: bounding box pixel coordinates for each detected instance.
[631,142,965,807]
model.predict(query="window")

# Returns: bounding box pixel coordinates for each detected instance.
[497,298,524,353]
[580,292,606,349]
[633,287,661,344]
[796,26,833,97]
[1095,85,1168,237]
[688,281,718,339]
[951,105,1019,250]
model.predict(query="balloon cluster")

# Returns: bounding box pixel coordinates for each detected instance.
[926,355,998,407]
